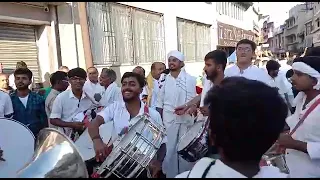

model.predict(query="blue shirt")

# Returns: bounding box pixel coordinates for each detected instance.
[11,91,48,136]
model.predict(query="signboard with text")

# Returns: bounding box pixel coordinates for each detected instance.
[217,21,255,47]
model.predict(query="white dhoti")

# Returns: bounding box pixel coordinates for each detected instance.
[162,111,194,178]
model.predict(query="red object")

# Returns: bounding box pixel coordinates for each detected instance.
[196,86,202,94]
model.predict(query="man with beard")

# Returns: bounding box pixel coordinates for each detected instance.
[174,50,227,158]
[10,68,47,136]
[276,56,320,178]
[224,39,270,85]
[99,68,122,107]
[50,68,93,138]
[146,62,166,108]
[0,73,13,94]
[156,50,197,178]
[88,72,167,178]
[83,67,104,104]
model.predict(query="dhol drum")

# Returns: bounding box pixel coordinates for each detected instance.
[75,121,114,161]
[261,154,289,174]
[92,114,166,178]
[0,118,35,178]
[177,118,209,162]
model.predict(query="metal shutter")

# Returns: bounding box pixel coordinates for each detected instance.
[0,22,41,83]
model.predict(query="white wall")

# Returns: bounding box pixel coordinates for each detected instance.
[112,2,217,77]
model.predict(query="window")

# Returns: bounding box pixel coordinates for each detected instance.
[87,2,165,65]
[177,18,211,62]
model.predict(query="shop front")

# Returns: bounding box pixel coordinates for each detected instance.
[217,21,255,56]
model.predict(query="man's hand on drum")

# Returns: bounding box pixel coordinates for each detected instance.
[149,159,162,178]
[93,139,111,162]
[0,148,5,161]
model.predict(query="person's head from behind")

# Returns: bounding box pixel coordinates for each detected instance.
[236,39,256,64]
[99,68,117,87]
[204,77,287,163]
[68,68,87,91]
[14,68,33,90]
[16,61,27,69]
[132,66,146,78]
[151,62,166,80]
[58,66,69,73]
[87,67,99,83]
[291,56,320,92]
[266,60,281,78]
[167,50,185,71]
[50,71,69,92]
[305,47,320,57]
[0,73,9,90]
[121,72,146,102]
[203,50,227,81]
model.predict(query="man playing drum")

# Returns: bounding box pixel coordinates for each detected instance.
[176,77,289,178]
[88,72,167,178]
[175,50,227,158]
[156,50,197,178]
[276,56,320,178]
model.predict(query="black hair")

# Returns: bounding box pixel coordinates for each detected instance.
[236,39,257,51]
[286,69,294,79]
[162,69,170,75]
[133,66,146,77]
[151,62,166,70]
[266,60,281,72]
[121,72,146,88]
[204,77,287,162]
[204,50,228,70]
[67,67,87,79]
[50,71,68,86]
[14,68,33,80]
[305,47,320,57]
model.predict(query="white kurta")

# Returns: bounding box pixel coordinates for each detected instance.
[156,70,197,178]
[0,91,13,117]
[224,65,271,86]
[99,82,122,107]
[83,80,104,104]
[285,92,320,178]
[176,157,288,178]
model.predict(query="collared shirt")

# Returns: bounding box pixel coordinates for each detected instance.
[176,158,288,178]
[10,91,48,136]
[140,86,148,101]
[97,101,167,144]
[267,74,289,99]
[50,89,93,135]
[45,89,60,118]
[83,80,104,103]
[285,92,320,178]
[224,65,271,86]
[149,78,162,109]
[0,90,13,117]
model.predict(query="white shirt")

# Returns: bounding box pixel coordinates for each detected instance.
[50,89,93,135]
[99,82,122,107]
[0,91,13,117]
[267,75,289,100]
[224,65,271,86]
[97,101,167,143]
[200,77,213,107]
[83,80,104,103]
[176,157,288,178]
[18,95,29,108]
[285,92,320,178]
[140,86,148,101]
[149,78,162,109]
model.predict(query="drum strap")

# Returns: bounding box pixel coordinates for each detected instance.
[186,159,216,178]
[144,105,150,116]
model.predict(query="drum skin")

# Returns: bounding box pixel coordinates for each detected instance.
[0,118,35,178]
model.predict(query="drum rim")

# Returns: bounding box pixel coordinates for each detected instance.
[177,120,207,152]
[0,117,35,140]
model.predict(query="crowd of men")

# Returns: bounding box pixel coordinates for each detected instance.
[0,38,320,178]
